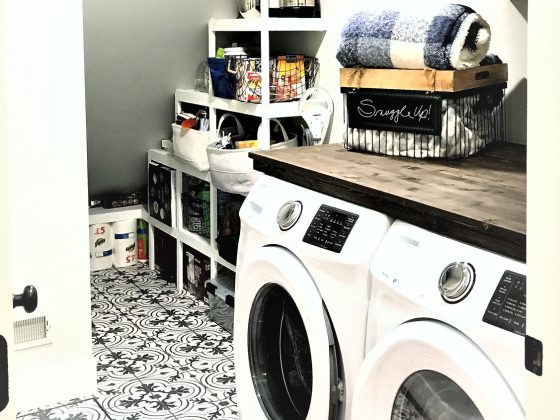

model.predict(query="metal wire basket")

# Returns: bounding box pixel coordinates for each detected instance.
[182,193,210,238]
[343,85,506,159]
[225,55,319,103]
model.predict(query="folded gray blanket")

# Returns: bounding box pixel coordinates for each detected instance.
[336,4,491,70]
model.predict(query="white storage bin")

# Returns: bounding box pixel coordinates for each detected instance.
[172,123,212,171]
[207,114,296,195]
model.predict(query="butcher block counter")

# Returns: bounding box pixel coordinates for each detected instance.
[249,143,526,262]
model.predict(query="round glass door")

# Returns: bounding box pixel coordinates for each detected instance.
[248,284,313,420]
[392,370,483,420]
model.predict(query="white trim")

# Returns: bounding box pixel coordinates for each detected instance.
[352,321,524,420]
[88,204,147,225]
[234,246,333,420]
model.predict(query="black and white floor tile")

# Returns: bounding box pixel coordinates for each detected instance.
[17,264,238,420]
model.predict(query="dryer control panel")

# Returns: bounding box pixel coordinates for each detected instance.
[303,205,359,253]
[482,270,526,335]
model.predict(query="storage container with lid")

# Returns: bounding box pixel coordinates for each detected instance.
[205,275,235,334]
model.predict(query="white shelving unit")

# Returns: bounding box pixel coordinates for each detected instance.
[146,149,236,292]
[175,14,331,148]
[176,89,302,118]
[152,12,329,290]
[89,204,147,225]
[208,17,330,33]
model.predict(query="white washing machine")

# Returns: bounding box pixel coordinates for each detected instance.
[352,220,527,420]
[234,175,392,420]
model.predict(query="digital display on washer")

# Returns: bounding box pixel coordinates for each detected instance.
[303,205,359,253]
[482,270,526,335]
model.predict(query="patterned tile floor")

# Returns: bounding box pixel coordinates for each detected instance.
[17,264,238,420]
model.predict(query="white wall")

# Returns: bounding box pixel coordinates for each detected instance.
[317,0,527,144]
[83,0,238,196]
[527,1,560,418]
[2,0,96,412]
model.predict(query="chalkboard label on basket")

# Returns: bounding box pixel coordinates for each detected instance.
[346,91,442,136]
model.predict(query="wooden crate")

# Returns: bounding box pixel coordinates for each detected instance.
[340,63,508,92]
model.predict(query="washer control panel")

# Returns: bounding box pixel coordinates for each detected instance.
[303,205,359,253]
[482,270,526,335]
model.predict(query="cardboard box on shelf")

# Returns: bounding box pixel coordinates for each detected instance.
[183,245,211,300]
[148,161,176,227]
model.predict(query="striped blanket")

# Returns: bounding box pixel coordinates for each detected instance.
[336,4,491,70]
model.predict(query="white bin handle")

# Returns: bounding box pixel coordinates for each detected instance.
[217,112,245,138]
[258,118,289,144]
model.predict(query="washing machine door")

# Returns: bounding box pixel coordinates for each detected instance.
[234,246,342,420]
[351,321,524,420]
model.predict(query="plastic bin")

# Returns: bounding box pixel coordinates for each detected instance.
[205,275,235,334]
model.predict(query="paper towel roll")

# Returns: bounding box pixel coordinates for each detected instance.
[90,249,113,272]
[112,219,138,268]
[89,223,113,271]
[113,238,137,268]
[89,223,112,251]
[112,219,137,236]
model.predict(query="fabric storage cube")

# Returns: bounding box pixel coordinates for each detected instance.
[208,57,234,99]
[216,194,244,266]
[205,275,235,333]
[341,65,508,159]
[153,228,176,284]
[183,245,211,300]
[149,161,176,227]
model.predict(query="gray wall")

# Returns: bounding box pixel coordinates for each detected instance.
[85,0,527,197]
[83,0,237,196]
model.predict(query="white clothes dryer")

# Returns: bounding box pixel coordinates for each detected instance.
[234,175,392,420]
[352,220,527,420]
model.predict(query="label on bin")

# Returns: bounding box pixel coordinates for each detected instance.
[346,91,442,135]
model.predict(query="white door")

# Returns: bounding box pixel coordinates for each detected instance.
[0,104,15,420]
[1,2,14,415]
[0,283,14,419]
[352,321,524,420]
[234,246,342,420]
[1,0,95,413]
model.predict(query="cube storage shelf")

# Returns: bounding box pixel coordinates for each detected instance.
[175,16,330,149]
[89,204,145,225]
[147,148,237,292]
[89,16,331,291]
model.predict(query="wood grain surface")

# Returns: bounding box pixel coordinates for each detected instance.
[339,64,508,92]
[250,143,526,261]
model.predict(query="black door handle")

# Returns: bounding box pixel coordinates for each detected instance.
[0,335,8,412]
[13,285,38,313]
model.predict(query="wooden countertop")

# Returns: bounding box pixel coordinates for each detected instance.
[250,143,526,261]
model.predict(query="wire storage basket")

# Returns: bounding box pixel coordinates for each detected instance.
[182,192,210,238]
[225,55,319,103]
[343,84,506,159]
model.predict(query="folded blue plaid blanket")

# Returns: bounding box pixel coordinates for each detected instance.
[336,4,491,70]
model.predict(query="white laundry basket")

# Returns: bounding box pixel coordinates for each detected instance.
[207,114,296,195]
[172,123,212,171]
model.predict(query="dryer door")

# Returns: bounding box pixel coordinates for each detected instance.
[234,246,342,420]
[352,321,524,420]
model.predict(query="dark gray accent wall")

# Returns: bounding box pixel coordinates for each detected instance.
[83,0,237,196]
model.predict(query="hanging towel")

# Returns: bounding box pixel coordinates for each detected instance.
[336,3,491,70]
